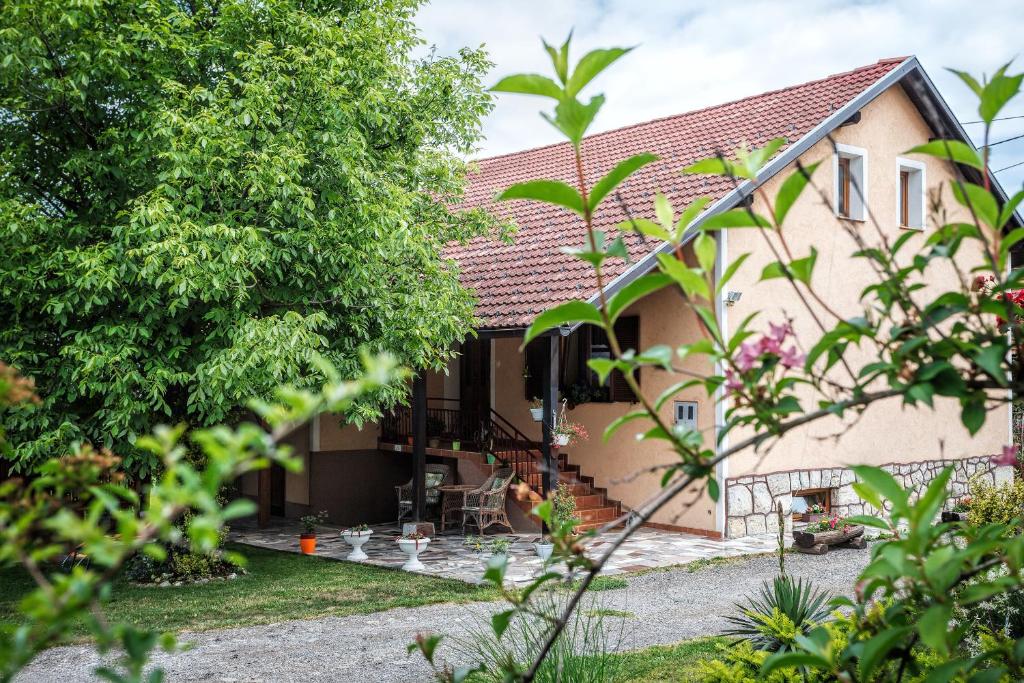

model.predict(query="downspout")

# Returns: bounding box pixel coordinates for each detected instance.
[714,229,730,537]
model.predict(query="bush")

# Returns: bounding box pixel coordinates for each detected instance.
[722,576,832,652]
[967,479,1024,527]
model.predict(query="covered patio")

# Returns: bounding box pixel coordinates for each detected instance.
[231,518,782,586]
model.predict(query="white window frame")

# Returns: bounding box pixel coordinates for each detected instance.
[895,157,926,230]
[833,143,868,221]
[674,400,698,431]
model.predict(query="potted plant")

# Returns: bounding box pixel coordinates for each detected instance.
[396,531,431,571]
[529,398,543,422]
[804,503,826,523]
[299,510,328,555]
[792,514,865,554]
[550,400,588,448]
[534,483,579,561]
[465,536,515,570]
[427,415,445,448]
[340,523,373,561]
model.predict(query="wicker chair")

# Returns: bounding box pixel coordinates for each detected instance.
[461,467,514,534]
[396,464,452,525]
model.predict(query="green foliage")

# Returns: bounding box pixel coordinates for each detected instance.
[722,576,832,652]
[0,354,403,681]
[0,0,497,476]
[552,483,579,529]
[417,35,1024,683]
[966,478,1024,527]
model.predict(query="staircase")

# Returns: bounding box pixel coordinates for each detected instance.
[380,399,623,532]
[496,448,623,532]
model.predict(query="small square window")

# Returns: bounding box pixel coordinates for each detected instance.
[834,144,867,221]
[674,401,698,430]
[896,158,925,230]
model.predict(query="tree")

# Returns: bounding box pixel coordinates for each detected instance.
[0,0,495,476]
[413,37,1024,682]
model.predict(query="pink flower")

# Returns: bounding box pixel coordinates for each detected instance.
[758,335,783,355]
[994,444,1018,467]
[736,342,759,372]
[725,370,743,392]
[779,346,806,369]
[768,321,793,342]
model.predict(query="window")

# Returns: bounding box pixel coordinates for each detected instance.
[589,317,640,402]
[834,144,867,221]
[896,158,925,230]
[674,401,698,430]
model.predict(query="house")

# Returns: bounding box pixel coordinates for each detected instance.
[239,56,1020,538]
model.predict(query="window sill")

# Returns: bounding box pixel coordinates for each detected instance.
[898,224,925,232]
[836,214,867,223]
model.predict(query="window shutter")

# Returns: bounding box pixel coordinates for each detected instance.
[610,316,639,402]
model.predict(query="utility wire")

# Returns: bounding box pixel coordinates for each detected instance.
[985,132,1024,148]
[962,114,1024,124]
[994,159,1024,173]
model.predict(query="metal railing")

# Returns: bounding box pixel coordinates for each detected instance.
[380,398,549,493]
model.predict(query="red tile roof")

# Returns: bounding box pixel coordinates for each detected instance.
[447,57,907,330]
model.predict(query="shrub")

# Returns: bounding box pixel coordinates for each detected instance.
[967,479,1024,527]
[723,576,832,652]
[552,483,579,529]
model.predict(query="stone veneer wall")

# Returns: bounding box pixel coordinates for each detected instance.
[725,456,1013,538]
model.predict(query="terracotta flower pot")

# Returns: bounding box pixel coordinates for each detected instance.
[300,534,317,555]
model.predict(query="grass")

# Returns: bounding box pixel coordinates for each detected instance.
[605,637,729,682]
[0,543,500,640]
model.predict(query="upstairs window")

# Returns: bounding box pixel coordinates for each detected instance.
[834,144,867,221]
[896,158,925,230]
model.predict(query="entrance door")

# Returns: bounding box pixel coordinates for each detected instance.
[459,339,491,447]
[270,463,286,516]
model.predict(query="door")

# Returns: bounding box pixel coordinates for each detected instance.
[459,338,491,447]
[270,463,286,516]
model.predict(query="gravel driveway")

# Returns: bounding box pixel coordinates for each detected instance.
[17,550,870,683]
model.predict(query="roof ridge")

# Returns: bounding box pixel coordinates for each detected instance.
[474,56,912,166]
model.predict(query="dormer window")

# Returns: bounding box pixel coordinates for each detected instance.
[896,158,925,230]
[834,144,867,221]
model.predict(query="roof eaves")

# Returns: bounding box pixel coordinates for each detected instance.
[898,58,1023,229]
[567,57,919,334]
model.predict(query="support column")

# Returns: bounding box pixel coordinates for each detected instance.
[541,334,560,531]
[412,373,427,522]
[257,467,271,528]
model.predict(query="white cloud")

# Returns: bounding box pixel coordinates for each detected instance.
[415,0,1024,189]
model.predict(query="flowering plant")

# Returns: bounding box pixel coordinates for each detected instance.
[724,321,806,398]
[300,510,328,536]
[952,497,972,513]
[806,514,850,534]
[343,523,371,534]
[807,503,826,515]
[552,400,589,446]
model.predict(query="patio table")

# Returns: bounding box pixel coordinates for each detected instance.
[438,484,476,531]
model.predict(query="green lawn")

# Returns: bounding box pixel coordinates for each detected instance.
[0,543,500,640]
[606,637,729,682]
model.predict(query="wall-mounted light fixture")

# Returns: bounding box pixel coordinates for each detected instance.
[725,291,742,306]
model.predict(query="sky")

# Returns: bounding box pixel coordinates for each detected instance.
[415,0,1024,191]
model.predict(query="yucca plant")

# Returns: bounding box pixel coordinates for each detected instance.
[723,576,832,652]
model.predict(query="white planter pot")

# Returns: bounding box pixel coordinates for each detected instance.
[397,538,430,571]
[533,542,554,561]
[481,553,515,571]
[553,434,570,447]
[530,407,543,422]
[340,530,373,561]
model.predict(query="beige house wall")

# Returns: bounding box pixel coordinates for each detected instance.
[724,83,1007,480]
[492,281,718,534]
[318,414,379,452]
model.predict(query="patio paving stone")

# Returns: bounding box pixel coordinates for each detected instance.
[231,519,788,586]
